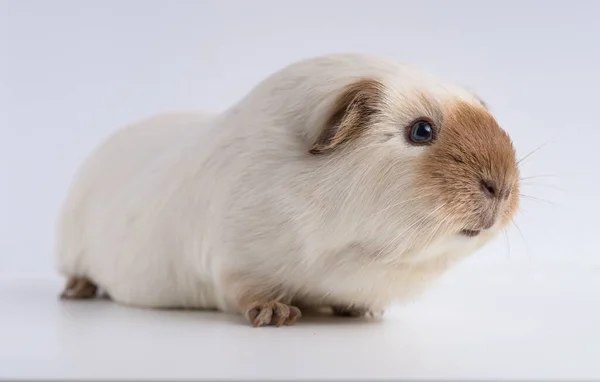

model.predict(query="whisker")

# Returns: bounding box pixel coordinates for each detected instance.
[520,174,560,181]
[503,227,511,262]
[510,217,530,262]
[516,206,528,217]
[519,183,564,192]
[519,194,556,205]
[517,136,555,167]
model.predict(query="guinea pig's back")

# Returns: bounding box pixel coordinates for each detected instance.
[56,112,221,308]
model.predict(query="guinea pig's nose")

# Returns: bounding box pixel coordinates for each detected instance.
[480,179,498,199]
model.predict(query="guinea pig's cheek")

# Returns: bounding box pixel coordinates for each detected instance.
[412,156,448,202]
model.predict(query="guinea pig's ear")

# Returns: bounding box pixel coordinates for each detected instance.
[309,78,384,155]
[464,87,489,110]
[473,94,489,110]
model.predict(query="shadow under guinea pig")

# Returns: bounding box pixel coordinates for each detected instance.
[57,287,385,328]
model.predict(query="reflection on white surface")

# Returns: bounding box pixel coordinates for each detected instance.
[2,266,599,379]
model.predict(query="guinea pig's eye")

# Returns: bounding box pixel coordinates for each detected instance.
[408,120,435,144]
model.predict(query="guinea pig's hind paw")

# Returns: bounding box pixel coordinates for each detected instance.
[245,302,302,327]
[60,277,98,300]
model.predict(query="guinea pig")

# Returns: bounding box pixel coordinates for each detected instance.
[56,53,520,327]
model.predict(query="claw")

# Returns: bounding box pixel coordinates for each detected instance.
[245,302,302,327]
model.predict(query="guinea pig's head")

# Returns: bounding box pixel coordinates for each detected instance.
[308,76,520,247]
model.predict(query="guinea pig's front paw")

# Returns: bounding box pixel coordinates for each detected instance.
[331,305,383,318]
[245,301,302,327]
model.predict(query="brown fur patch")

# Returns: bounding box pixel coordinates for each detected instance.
[416,101,520,231]
[309,78,384,155]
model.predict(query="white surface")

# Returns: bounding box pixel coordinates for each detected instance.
[2,1,600,380]
[2,267,600,380]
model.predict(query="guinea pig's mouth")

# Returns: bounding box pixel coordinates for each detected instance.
[460,229,481,237]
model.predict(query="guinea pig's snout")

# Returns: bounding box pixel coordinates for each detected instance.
[480,178,510,200]
[460,179,509,238]
[468,176,514,235]
[460,208,497,238]
[480,213,496,231]
[480,179,497,198]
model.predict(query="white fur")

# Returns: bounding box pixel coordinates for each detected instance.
[56,54,499,315]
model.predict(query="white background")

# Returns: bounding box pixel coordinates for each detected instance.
[1,1,599,379]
